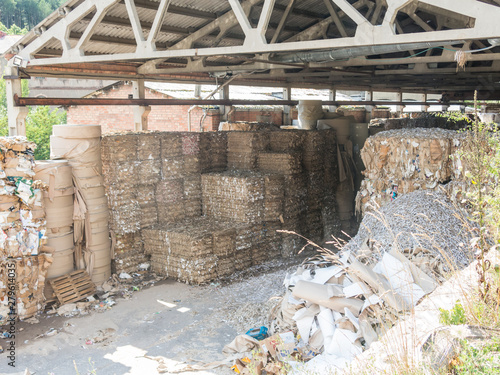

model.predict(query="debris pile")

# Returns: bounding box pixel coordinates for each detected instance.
[228,190,474,373]
[356,128,464,215]
[0,137,51,323]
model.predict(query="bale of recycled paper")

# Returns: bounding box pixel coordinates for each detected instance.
[227,132,269,171]
[0,255,52,323]
[202,172,265,223]
[356,128,465,215]
[257,152,302,175]
[269,131,304,152]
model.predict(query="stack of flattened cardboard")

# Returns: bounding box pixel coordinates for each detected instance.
[227,132,269,170]
[0,254,52,323]
[0,137,51,323]
[356,128,464,216]
[102,134,147,276]
[102,132,230,277]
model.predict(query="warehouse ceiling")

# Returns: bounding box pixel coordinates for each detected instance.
[4,0,500,94]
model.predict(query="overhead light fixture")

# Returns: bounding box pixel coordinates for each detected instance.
[12,55,23,67]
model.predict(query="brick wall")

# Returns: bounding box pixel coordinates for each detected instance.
[67,83,284,132]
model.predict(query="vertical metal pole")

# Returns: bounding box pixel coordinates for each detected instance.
[328,87,337,113]
[283,86,292,125]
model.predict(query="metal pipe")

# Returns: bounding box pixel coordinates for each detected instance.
[187,75,238,132]
[272,41,463,63]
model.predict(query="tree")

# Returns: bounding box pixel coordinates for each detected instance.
[0,77,66,159]
[0,0,65,29]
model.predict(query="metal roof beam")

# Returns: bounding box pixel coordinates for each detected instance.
[120,0,218,19]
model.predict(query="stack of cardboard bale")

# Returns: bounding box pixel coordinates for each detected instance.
[356,128,464,215]
[0,137,52,323]
[102,133,154,275]
[102,132,228,276]
[202,171,275,267]
[144,218,239,283]
[227,132,269,170]
[103,129,339,285]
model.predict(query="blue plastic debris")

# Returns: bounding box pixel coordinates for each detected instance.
[245,326,268,341]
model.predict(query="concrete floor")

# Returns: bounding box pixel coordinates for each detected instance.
[1,279,237,375]
[0,260,295,375]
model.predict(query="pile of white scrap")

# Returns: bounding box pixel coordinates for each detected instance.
[279,247,438,373]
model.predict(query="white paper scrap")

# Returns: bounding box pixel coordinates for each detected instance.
[311,266,344,284]
[343,282,371,298]
[326,329,362,360]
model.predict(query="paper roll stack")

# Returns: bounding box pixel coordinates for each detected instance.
[50,125,111,284]
[34,160,75,282]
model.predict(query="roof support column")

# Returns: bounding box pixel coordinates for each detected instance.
[219,85,231,122]
[420,93,429,113]
[133,80,150,131]
[5,68,28,136]
[364,90,374,122]
[283,86,292,125]
[396,92,405,116]
[328,87,337,113]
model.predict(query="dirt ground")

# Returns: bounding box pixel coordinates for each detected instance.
[0,258,302,375]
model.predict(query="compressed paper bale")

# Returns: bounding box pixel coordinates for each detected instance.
[357,128,465,215]
[212,228,236,257]
[202,172,265,223]
[182,133,201,156]
[137,133,161,161]
[156,179,184,204]
[257,152,303,175]
[227,132,269,152]
[183,155,201,175]
[269,131,304,152]
[0,255,52,323]
[109,202,141,234]
[199,132,228,172]
[102,161,137,184]
[227,152,258,171]
[101,134,138,162]
[158,201,185,224]
[137,159,161,183]
[162,157,185,180]
[160,133,183,158]
[112,232,146,274]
